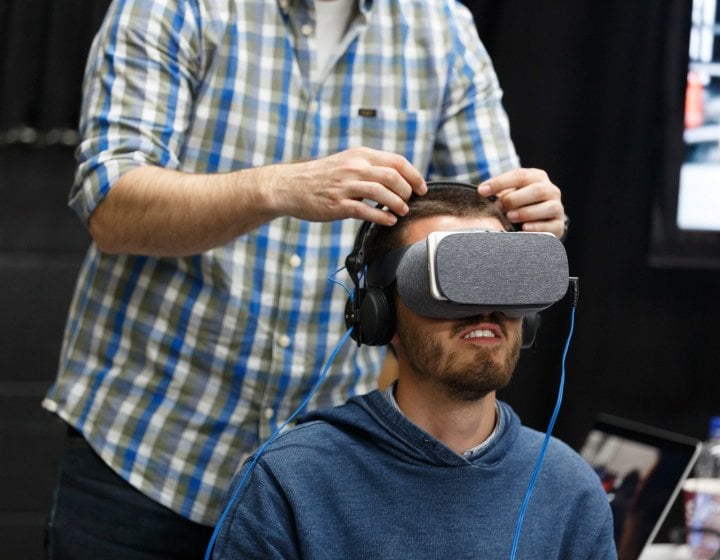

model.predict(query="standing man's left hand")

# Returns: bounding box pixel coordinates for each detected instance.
[477,168,566,239]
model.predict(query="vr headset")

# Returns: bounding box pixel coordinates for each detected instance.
[368,228,569,319]
[346,226,569,346]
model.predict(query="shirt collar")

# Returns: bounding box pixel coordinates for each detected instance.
[277,0,372,16]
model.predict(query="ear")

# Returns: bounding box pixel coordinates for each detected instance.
[389,332,400,350]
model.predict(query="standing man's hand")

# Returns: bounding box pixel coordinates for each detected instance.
[267,146,428,226]
[477,168,566,239]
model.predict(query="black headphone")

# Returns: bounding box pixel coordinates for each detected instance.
[343,181,541,349]
[344,215,396,346]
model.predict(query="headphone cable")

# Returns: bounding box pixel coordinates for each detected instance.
[204,271,355,560]
[509,277,579,560]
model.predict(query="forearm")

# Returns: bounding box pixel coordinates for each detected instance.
[89,165,280,256]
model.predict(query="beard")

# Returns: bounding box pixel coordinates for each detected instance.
[395,314,521,402]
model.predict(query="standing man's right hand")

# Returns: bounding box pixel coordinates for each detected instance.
[266,147,428,226]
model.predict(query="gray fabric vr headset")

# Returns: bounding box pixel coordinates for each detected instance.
[367,228,569,320]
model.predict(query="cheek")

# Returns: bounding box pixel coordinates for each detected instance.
[509,319,523,340]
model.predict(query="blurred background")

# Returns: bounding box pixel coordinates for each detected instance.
[1,0,719,557]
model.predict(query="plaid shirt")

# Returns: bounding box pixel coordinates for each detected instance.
[43,0,519,524]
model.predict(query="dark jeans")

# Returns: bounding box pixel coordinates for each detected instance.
[45,427,214,560]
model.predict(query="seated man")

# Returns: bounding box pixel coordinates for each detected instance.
[211,184,616,560]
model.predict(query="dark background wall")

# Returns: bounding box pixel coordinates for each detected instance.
[473,0,720,448]
[1,2,111,556]
[1,0,718,558]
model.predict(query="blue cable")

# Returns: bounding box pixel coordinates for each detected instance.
[509,305,577,560]
[204,272,354,560]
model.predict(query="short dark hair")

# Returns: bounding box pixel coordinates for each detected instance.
[362,183,514,266]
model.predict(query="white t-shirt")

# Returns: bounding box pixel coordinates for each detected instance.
[314,0,355,79]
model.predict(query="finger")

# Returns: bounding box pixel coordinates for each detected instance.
[477,168,549,197]
[488,187,517,212]
[350,177,411,217]
[346,200,400,227]
[343,157,424,214]
[504,199,564,225]
[497,180,561,213]
[361,148,427,196]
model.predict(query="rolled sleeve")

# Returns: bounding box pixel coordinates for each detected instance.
[69,0,202,224]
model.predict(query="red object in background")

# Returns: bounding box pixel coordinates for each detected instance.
[685,71,705,129]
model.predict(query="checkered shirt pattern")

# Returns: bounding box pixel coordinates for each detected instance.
[43,0,519,524]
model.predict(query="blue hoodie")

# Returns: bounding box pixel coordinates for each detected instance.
[212,391,616,559]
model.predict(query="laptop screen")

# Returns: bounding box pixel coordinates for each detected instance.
[579,414,701,560]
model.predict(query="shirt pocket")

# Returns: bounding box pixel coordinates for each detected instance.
[346,106,436,175]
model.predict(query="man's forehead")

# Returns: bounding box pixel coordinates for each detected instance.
[403,215,505,243]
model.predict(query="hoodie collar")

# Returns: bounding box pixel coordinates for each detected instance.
[380,382,502,458]
[301,390,520,467]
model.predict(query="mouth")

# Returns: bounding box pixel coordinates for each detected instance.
[460,322,503,341]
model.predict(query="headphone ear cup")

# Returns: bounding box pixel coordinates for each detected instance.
[347,287,395,346]
[359,288,396,346]
[521,312,541,350]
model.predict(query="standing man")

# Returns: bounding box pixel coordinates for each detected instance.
[44,0,566,557]
[211,184,615,559]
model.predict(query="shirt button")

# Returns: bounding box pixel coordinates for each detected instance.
[277,334,291,348]
[263,407,275,420]
[289,254,302,268]
[42,398,58,413]
[300,23,313,36]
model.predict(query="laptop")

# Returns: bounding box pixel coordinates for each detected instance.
[579,413,702,560]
